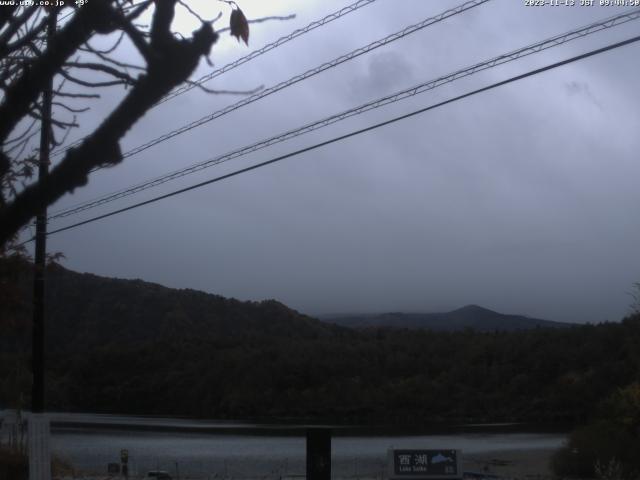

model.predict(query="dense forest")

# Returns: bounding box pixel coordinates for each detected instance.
[1,260,640,427]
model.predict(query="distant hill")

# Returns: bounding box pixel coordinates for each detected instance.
[40,264,343,353]
[322,305,570,332]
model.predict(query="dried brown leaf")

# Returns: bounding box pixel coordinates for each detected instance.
[230,7,249,46]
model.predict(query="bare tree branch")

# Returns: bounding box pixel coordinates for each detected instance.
[27,110,79,129]
[2,118,39,147]
[52,121,74,148]
[150,0,177,48]
[64,61,138,84]
[0,1,121,144]
[1,14,47,57]
[0,8,219,245]
[4,133,36,159]
[125,0,154,22]
[82,46,146,71]
[187,80,264,96]
[81,31,126,56]
[178,0,220,25]
[0,6,38,53]
[0,5,18,33]
[51,102,91,114]
[116,13,154,63]
[0,0,279,249]
[53,91,101,99]
[59,68,131,88]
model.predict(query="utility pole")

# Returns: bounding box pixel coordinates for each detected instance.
[29,9,56,480]
[32,8,56,415]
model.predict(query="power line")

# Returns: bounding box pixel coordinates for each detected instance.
[119,0,490,159]
[40,34,640,239]
[49,0,492,217]
[51,0,491,164]
[51,0,380,157]
[48,0,493,218]
[160,0,380,105]
[48,7,640,221]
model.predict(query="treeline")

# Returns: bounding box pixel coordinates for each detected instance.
[44,318,640,424]
[2,261,640,426]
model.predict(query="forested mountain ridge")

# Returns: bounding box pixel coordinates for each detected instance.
[323,304,569,331]
[41,264,339,353]
[2,261,639,426]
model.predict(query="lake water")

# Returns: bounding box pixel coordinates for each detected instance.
[3,412,567,478]
[38,414,566,478]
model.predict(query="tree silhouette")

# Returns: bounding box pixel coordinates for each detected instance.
[0,0,255,249]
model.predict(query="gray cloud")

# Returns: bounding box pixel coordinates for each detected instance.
[41,0,640,325]
[349,51,415,100]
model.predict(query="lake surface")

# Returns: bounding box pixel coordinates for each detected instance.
[3,411,567,478]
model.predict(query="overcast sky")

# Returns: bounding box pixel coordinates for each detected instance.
[34,0,640,324]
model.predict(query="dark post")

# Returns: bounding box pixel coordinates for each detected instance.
[306,428,331,480]
[32,10,56,414]
[121,449,129,479]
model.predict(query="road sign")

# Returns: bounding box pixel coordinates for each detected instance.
[388,449,461,479]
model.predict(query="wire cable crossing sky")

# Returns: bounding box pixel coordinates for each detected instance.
[41,34,640,240]
[159,0,381,104]
[51,0,381,158]
[78,0,492,170]
[47,7,640,222]
[48,0,493,215]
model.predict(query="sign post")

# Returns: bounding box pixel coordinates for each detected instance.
[121,449,129,479]
[306,428,331,480]
[28,414,52,480]
[388,449,462,480]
